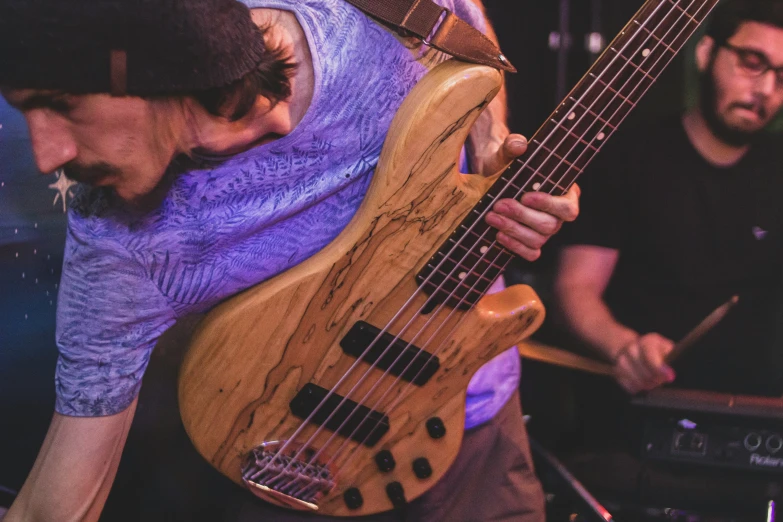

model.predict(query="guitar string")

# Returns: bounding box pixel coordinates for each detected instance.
[272,0,707,496]
[341,0,717,450]
[264,0,700,492]
[275,0,705,498]
[288,0,711,495]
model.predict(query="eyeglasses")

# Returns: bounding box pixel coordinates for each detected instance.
[720,42,783,89]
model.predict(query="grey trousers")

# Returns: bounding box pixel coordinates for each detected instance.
[233,391,545,522]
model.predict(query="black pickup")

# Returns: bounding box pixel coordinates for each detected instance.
[340,321,440,386]
[289,383,389,447]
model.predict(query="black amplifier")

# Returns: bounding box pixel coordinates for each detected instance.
[633,388,783,474]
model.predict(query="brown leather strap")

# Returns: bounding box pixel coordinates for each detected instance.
[344,0,515,73]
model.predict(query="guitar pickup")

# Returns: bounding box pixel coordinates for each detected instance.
[340,321,440,386]
[289,383,389,447]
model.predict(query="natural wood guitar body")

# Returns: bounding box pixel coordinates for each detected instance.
[178,60,545,517]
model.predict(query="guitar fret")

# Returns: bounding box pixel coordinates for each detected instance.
[432,265,497,286]
[420,0,719,308]
[585,73,646,121]
[569,95,634,126]
[666,0,699,25]
[513,159,567,190]
[632,19,676,54]
[431,242,512,268]
[521,163,571,193]
[530,138,585,176]
[550,118,616,135]
[533,130,598,154]
[553,109,617,137]
[458,226,488,244]
[423,268,500,288]
[449,245,507,271]
[608,47,655,81]
[574,80,635,109]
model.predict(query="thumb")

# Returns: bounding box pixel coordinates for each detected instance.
[483,134,527,175]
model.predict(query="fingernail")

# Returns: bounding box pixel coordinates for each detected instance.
[510,138,527,148]
[486,212,502,226]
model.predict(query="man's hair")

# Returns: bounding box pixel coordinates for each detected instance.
[706,0,783,43]
[189,40,297,122]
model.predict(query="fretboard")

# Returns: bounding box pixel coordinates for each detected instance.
[418,0,720,309]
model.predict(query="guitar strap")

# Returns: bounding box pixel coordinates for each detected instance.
[343,0,516,73]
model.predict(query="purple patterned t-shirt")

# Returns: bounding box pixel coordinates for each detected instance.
[55,0,520,428]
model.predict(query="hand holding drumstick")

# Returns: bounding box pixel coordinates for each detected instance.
[611,296,739,394]
[517,296,739,394]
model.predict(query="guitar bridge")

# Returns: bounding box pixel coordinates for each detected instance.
[241,442,336,511]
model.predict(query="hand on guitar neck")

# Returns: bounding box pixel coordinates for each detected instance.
[480,134,581,262]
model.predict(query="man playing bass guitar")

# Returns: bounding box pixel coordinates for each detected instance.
[0,0,579,520]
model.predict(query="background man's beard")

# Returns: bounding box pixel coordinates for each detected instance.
[699,63,766,147]
[63,162,121,185]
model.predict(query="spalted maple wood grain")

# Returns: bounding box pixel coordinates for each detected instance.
[179,60,545,517]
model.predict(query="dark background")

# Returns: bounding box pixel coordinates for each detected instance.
[0,1,710,519]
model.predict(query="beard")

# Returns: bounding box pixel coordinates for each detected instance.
[699,60,769,147]
[63,161,122,185]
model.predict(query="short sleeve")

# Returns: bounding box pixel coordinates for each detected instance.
[55,218,176,417]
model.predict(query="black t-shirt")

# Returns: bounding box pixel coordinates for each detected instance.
[559,114,783,396]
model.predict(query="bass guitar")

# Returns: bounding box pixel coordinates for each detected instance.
[179,0,719,515]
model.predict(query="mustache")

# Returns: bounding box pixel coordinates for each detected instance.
[62,162,121,185]
[730,100,768,120]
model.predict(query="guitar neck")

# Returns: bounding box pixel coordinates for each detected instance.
[491,0,719,200]
[418,0,719,305]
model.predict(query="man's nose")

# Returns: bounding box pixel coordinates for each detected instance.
[754,68,778,97]
[25,110,78,174]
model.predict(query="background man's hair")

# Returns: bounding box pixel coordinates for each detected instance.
[707,0,783,43]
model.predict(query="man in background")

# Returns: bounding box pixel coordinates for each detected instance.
[555,0,783,396]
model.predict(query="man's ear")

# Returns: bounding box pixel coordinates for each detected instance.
[694,35,716,73]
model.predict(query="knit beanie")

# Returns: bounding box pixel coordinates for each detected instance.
[0,0,269,96]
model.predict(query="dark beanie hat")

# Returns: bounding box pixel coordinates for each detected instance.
[0,0,269,96]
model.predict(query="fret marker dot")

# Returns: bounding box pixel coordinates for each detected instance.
[480,246,489,254]
[597,132,606,141]
[568,112,576,121]
[642,49,651,57]
[459,272,467,280]
[533,182,542,191]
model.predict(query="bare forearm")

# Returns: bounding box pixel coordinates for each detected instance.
[6,400,136,522]
[557,286,639,361]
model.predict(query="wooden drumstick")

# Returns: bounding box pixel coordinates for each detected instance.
[517,295,739,376]
[518,340,614,376]
[665,295,740,363]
